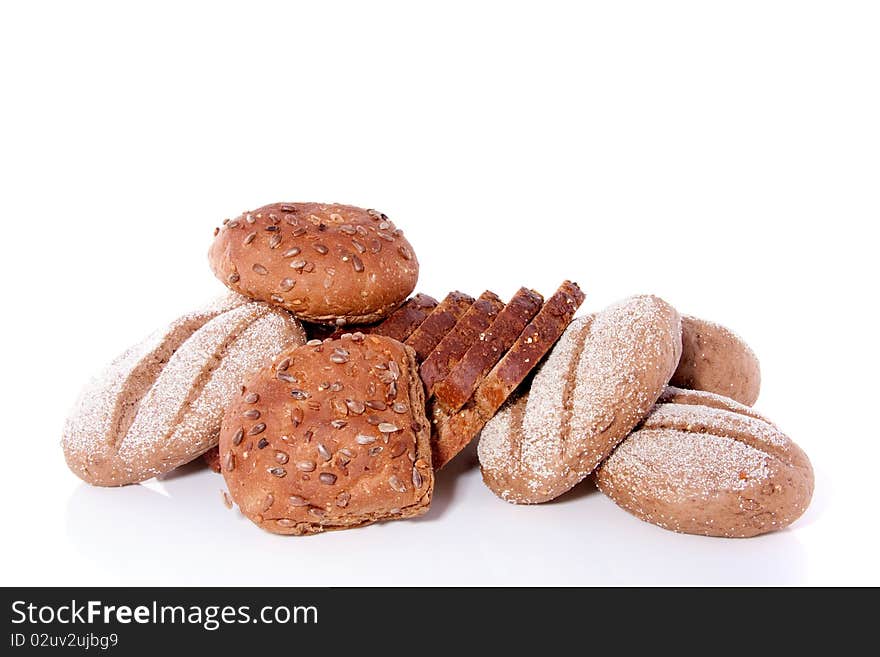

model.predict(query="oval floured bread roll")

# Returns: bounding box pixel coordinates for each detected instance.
[478,295,682,504]
[596,391,814,538]
[62,294,306,486]
[671,315,761,406]
[220,334,433,535]
[209,203,419,325]
[656,385,768,421]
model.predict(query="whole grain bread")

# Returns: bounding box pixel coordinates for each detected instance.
[404,291,475,361]
[478,295,681,503]
[369,293,439,342]
[431,281,584,468]
[420,291,504,396]
[220,334,434,535]
[432,287,543,413]
[62,294,306,486]
[657,386,769,422]
[209,203,419,325]
[671,315,761,406]
[597,398,813,537]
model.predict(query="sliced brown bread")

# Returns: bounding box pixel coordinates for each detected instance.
[432,287,544,413]
[430,281,585,468]
[369,293,439,342]
[404,291,475,361]
[419,291,504,396]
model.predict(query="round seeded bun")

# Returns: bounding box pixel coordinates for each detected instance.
[671,315,761,406]
[220,333,434,536]
[209,203,419,325]
[62,293,306,486]
[597,396,813,538]
[478,295,682,504]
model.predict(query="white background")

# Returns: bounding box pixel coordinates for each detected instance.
[1,1,878,586]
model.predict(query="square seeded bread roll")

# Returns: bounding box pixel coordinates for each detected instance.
[220,333,433,535]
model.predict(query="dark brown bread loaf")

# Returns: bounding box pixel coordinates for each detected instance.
[433,287,544,413]
[597,397,813,538]
[209,203,419,325]
[431,281,584,468]
[419,291,504,396]
[404,291,475,361]
[220,334,434,535]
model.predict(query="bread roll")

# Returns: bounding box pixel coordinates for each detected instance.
[220,334,433,535]
[597,398,813,537]
[671,315,761,405]
[62,294,306,486]
[478,295,682,503]
[657,385,768,422]
[209,203,419,325]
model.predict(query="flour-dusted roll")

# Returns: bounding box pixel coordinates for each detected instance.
[478,295,682,504]
[62,294,306,486]
[220,333,434,535]
[671,315,761,406]
[596,394,814,537]
[209,203,419,325]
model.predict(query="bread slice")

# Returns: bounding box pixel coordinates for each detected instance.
[318,292,440,342]
[472,281,585,415]
[433,287,544,413]
[404,291,475,361]
[419,291,504,396]
[430,281,585,468]
[369,293,439,342]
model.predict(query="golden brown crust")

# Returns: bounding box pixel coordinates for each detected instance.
[220,334,434,536]
[671,315,761,406]
[433,287,544,413]
[478,295,682,503]
[597,399,814,538]
[209,203,419,325]
[420,291,504,396]
[404,291,475,361]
